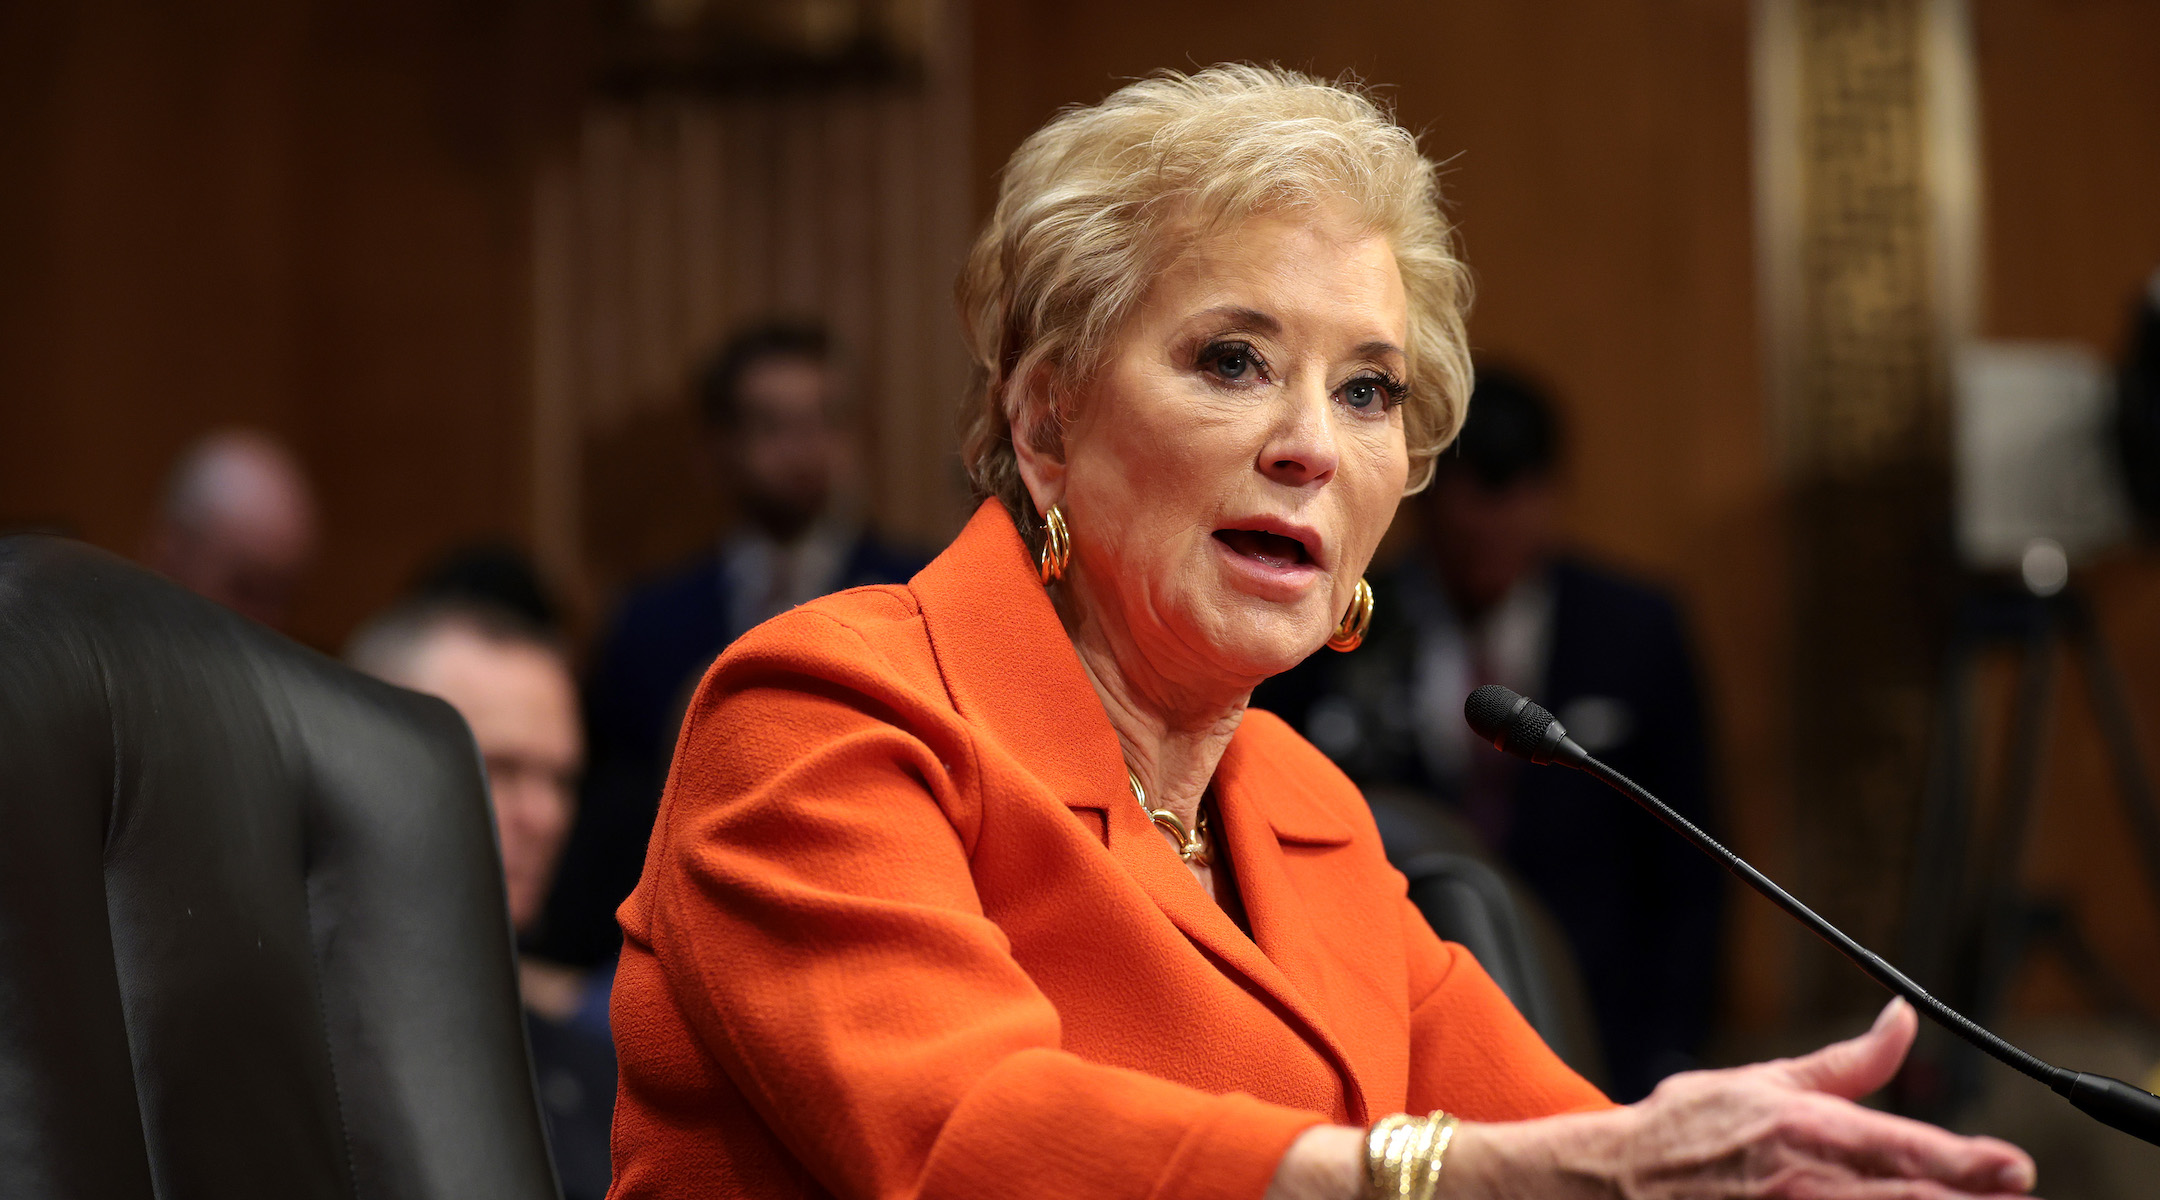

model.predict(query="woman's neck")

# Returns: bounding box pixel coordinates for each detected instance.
[1055,585,1250,826]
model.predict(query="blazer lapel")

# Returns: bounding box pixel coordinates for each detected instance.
[911,501,1130,824]
[1211,731,1381,1119]
[912,500,1371,1118]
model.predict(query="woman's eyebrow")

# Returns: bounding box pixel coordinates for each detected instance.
[1190,306,1400,357]
[1190,305,1280,335]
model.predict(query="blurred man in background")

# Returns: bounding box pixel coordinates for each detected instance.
[538,319,929,972]
[144,428,319,630]
[1257,366,1723,1101]
[347,574,613,1200]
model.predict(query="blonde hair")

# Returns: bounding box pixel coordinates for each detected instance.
[956,64,1473,539]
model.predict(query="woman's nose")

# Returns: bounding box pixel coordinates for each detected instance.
[1258,379,1340,487]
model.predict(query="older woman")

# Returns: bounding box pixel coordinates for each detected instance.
[606,67,2034,1200]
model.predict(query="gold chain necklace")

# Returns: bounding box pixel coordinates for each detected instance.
[1126,768,1212,866]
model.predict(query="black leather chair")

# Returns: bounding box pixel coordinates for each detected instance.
[1399,854,1592,1059]
[0,536,560,1200]
[1365,786,1610,1091]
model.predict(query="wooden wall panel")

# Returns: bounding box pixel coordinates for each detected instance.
[529,33,975,612]
[0,0,575,652]
[1756,0,1970,1024]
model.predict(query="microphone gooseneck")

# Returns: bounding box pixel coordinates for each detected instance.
[1462,683,2160,1148]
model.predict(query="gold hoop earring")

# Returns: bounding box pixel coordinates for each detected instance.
[1037,505,1071,585]
[1327,577,1374,652]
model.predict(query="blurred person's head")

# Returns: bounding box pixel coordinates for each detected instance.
[347,599,581,934]
[409,539,564,635]
[1418,366,1563,619]
[146,429,319,628]
[698,321,852,542]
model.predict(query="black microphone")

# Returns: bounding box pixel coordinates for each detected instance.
[1464,683,2160,1148]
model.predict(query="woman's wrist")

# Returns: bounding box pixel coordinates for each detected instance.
[1431,1108,1631,1200]
[1266,1106,1633,1200]
[1263,1125,1364,1200]
[1365,1111,1463,1199]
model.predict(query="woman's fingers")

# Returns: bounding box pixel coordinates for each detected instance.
[1789,1093,2037,1193]
[1757,1000,2036,1192]
[1590,1009,2039,1200]
[1776,998,1919,1101]
[1762,1181,2032,1200]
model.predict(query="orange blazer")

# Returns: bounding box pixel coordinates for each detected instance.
[607,499,1609,1200]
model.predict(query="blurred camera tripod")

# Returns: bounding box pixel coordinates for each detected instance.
[1895,577,2160,1122]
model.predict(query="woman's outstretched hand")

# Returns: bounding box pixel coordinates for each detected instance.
[1268,998,2039,1199]
[1552,997,2037,1198]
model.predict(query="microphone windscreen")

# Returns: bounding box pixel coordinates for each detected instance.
[1465,683,1564,762]
[1464,684,1526,746]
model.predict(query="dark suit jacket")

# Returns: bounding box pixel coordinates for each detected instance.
[1255,555,1723,1101]
[526,1008,617,1200]
[536,532,929,968]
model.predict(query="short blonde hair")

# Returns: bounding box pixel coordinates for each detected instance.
[956,64,1473,538]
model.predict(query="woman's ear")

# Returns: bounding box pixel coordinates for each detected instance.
[1008,372,1067,516]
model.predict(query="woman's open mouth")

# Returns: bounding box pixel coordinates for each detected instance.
[1213,528,1313,569]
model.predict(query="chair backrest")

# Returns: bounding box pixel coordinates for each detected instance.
[0,536,559,1200]
[1365,787,1608,1090]
[1399,854,1565,1032]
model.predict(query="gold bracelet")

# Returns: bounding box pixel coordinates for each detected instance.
[1363,1115,1408,1197]
[1362,1111,1460,1200]
[1418,1115,1459,1200]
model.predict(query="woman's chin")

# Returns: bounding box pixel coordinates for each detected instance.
[1195,599,1329,683]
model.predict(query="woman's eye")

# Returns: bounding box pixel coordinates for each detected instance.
[1341,373,1406,411]
[1201,342,1263,384]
